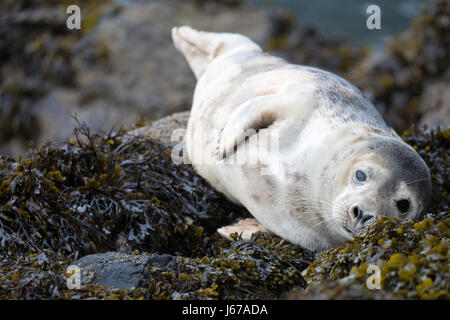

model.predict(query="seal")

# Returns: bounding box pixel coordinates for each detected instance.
[171,26,432,251]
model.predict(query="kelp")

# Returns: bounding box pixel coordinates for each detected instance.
[0,123,249,260]
[144,233,314,299]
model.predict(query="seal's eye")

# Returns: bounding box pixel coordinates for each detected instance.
[355,170,367,182]
[396,199,410,213]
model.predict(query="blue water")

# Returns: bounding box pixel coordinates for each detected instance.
[252,0,426,49]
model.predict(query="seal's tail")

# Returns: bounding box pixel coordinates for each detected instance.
[171,26,261,79]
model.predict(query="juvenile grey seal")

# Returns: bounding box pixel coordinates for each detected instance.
[171,26,432,251]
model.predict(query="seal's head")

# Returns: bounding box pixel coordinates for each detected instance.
[332,137,432,239]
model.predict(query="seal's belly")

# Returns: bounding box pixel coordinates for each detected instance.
[195,61,315,128]
[187,53,337,199]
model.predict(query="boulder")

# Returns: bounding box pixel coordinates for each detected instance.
[73,252,177,290]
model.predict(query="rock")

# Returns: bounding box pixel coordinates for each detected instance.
[73,252,177,290]
[130,111,190,145]
[69,232,313,299]
[418,74,450,128]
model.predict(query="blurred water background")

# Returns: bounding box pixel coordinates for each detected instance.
[253,0,426,49]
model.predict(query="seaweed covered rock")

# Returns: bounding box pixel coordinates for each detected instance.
[0,232,313,299]
[261,4,371,76]
[287,127,449,300]
[0,119,448,300]
[130,111,190,146]
[402,126,449,213]
[0,250,147,299]
[145,234,313,299]
[72,234,313,299]
[418,75,450,128]
[0,120,314,299]
[0,123,249,260]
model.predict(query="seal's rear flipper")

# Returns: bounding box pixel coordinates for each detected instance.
[171,26,261,79]
[217,218,272,241]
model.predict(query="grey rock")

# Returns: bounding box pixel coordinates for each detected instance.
[73,251,177,290]
[129,111,190,145]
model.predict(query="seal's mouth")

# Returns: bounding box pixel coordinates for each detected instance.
[336,223,355,240]
[343,226,354,235]
[338,217,371,238]
[341,222,372,239]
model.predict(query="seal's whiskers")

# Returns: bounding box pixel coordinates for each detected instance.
[405,176,431,186]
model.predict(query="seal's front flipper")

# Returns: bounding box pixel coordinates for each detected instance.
[171,26,261,79]
[217,218,272,241]
[214,84,316,160]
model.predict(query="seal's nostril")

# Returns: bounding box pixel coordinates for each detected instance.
[352,206,361,219]
[396,199,410,213]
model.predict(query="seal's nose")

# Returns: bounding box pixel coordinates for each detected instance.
[350,205,374,226]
